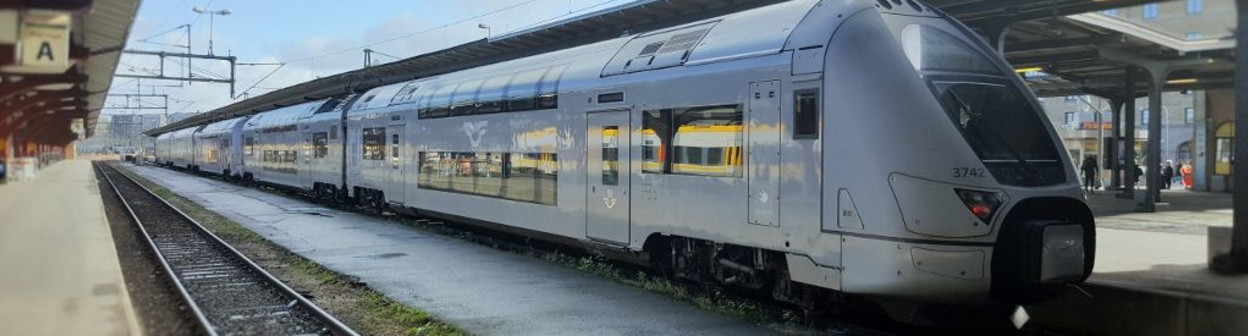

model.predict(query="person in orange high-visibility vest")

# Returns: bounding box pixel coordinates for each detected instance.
[1180,162,1194,189]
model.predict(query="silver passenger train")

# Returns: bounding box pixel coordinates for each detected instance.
[155,0,1095,309]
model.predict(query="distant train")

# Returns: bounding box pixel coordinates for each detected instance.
[154,0,1095,313]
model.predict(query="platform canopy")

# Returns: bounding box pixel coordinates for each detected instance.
[148,0,1229,135]
[930,0,1235,97]
[0,0,140,146]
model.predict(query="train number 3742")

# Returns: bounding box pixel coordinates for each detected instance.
[952,167,986,178]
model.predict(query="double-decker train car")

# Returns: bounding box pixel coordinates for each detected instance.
[159,126,200,170]
[192,117,250,177]
[151,0,1095,312]
[238,101,327,190]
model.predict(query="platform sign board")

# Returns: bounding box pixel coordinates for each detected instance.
[0,11,17,44]
[18,11,71,70]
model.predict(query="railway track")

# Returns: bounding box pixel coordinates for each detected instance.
[95,162,358,336]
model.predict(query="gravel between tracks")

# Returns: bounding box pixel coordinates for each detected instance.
[94,164,203,336]
[116,163,464,336]
[99,163,329,335]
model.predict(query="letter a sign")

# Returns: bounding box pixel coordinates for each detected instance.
[19,11,71,70]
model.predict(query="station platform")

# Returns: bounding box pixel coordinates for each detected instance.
[1032,189,1247,336]
[0,160,138,335]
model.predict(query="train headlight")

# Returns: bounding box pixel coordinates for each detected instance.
[955,188,1004,224]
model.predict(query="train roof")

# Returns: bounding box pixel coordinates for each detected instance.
[243,101,327,131]
[196,117,248,136]
[146,0,795,136]
[166,126,201,139]
[350,0,819,115]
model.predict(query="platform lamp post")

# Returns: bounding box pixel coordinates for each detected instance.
[193,6,231,56]
[1215,0,1248,273]
[479,23,492,39]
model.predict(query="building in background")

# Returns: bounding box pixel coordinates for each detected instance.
[77,113,166,155]
[1040,92,1197,169]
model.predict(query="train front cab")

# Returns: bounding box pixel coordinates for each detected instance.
[796,1,1095,305]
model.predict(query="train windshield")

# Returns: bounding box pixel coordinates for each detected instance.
[902,24,1066,187]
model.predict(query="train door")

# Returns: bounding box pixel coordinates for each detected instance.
[386,124,405,205]
[586,111,631,245]
[748,80,781,226]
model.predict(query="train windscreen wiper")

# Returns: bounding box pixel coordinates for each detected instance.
[946,89,1044,184]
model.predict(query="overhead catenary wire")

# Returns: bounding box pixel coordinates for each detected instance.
[280,0,542,64]
[125,0,633,117]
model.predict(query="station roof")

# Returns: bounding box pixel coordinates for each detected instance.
[147,0,1232,135]
[0,0,140,144]
[930,0,1235,98]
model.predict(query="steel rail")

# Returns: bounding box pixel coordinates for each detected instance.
[95,162,359,336]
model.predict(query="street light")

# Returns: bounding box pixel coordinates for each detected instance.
[193,6,231,55]
[478,23,492,39]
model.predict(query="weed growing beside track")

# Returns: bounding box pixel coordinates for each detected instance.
[117,166,465,336]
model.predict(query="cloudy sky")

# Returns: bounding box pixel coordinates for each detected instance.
[105,0,638,117]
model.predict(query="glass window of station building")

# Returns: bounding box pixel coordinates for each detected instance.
[1188,0,1203,14]
[1143,4,1160,19]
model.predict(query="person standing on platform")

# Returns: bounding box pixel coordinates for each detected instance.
[1161,161,1175,189]
[1080,155,1099,193]
[1181,161,1194,188]
[1134,163,1144,185]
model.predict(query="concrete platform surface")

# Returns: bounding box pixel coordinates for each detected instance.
[1034,190,1248,336]
[124,164,778,336]
[1088,189,1232,236]
[0,160,138,336]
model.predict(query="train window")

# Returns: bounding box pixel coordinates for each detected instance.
[476,152,504,197]
[794,89,820,139]
[507,96,537,112]
[417,151,556,205]
[313,132,329,158]
[506,69,544,106]
[901,25,999,74]
[476,75,510,114]
[330,126,338,140]
[421,83,456,118]
[602,126,620,185]
[418,152,451,190]
[362,127,386,160]
[449,152,475,193]
[391,134,400,163]
[535,65,566,110]
[508,153,558,205]
[642,109,671,174]
[537,94,558,109]
[671,104,743,177]
[245,137,255,156]
[506,153,537,202]
[451,80,483,116]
